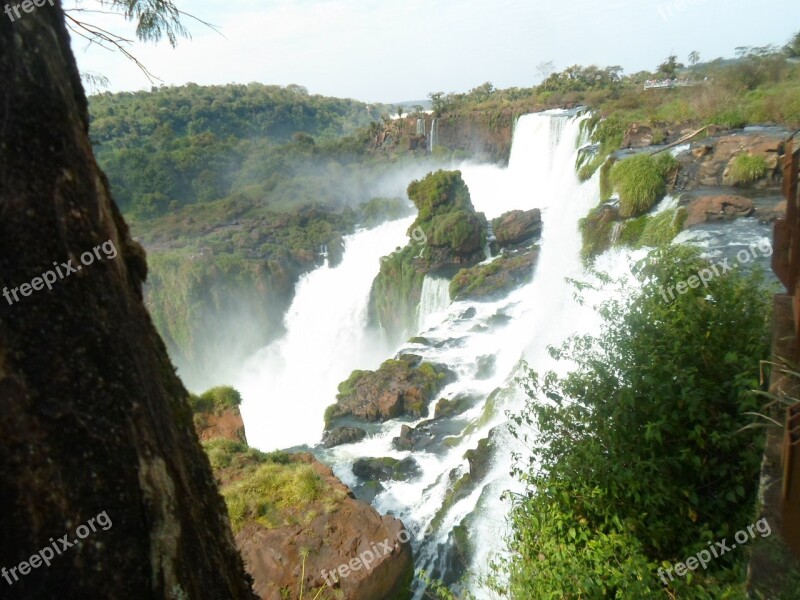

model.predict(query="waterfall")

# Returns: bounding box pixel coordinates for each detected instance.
[428,118,439,152]
[235,217,413,450]
[416,275,451,331]
[416,118,426,136]
[234,110,645,597]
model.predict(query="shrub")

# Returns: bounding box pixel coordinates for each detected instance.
[498,245,772,598]
[611,153,677,217]
[729,153,769,185]
[188,385,243,414]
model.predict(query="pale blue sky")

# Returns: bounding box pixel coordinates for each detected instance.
[67,0,798,102]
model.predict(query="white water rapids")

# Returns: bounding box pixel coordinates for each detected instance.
[235,111,645,597]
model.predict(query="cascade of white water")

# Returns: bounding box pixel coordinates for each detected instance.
[429,118,439,152]
[416,275,451,332]
[235,217,413,450]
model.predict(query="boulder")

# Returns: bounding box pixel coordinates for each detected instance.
[449,247,539,301]
[234,454,413,600]
[353,457,421,482]
[491,209,542,247]
[322,426,367,449]
[683,195,755,227]
[434,393,482,419]
[326,359,454,426]
[758,200,787,224]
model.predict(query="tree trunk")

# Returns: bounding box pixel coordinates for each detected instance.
[0,4,256,598]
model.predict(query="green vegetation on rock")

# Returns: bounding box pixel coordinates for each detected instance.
[729,153,769,185]
[189,385,242,413]
[611,153,678,217]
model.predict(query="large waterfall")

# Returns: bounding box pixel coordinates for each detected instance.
[235,217,413,450]
[235,111,643,597]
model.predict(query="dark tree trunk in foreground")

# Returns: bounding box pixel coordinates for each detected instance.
[0,5,255,599]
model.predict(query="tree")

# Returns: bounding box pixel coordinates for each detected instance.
[535,60,555,88]
[0,4,256,598]
[500,246,771,598]
[785,29,800,58]
[397,105,404,118]
[688,50,700,67]
[428,91,447,117]
[656,54,684,79]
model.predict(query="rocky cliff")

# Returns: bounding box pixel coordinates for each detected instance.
[193,394,413,600]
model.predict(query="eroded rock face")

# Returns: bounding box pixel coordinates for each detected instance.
[235,455,413,600]
[491,209,542,248]
[683,195,755,227]
[679,134,783,189]
[196,406,248,443]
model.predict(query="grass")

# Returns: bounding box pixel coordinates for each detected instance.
[729,154,769,185]
[611,153,678,217]
[221,460,348,533]
[638,207,688,247]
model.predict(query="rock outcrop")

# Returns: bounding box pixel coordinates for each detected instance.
[322,426,368,448]
[683,194,755,227]
[326,355,454,426]
[228,453,413,600]
[491,208,542,248]
[369,170,488,341]
[449,247,540,301]
[677,133,783,189]
[195,401,414,600]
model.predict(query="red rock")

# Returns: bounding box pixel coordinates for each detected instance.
[684,195,755,227]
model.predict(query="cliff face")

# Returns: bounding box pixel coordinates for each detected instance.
[0,7,254,599]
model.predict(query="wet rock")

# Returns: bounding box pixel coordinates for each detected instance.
[459,306,477,319]
[322,426,367,449]
[758,200,787,223]
[353,457,421,482]
[683,194,755,227]
[450,247,539,301]
[475,355,496,380]
[434,393,482,419]
[492,209,542,248]
[326,358,453,425]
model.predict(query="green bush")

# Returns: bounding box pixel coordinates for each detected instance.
[729,153,769,185]
[189,385,243,414]
[611,153,677,217]
[498,245,772,599]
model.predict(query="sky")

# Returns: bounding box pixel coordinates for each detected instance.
[66,0,798,103]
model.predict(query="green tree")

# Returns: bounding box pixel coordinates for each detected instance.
[689,50,700,67]
[656,54,684,78]
[499,245,772,598]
